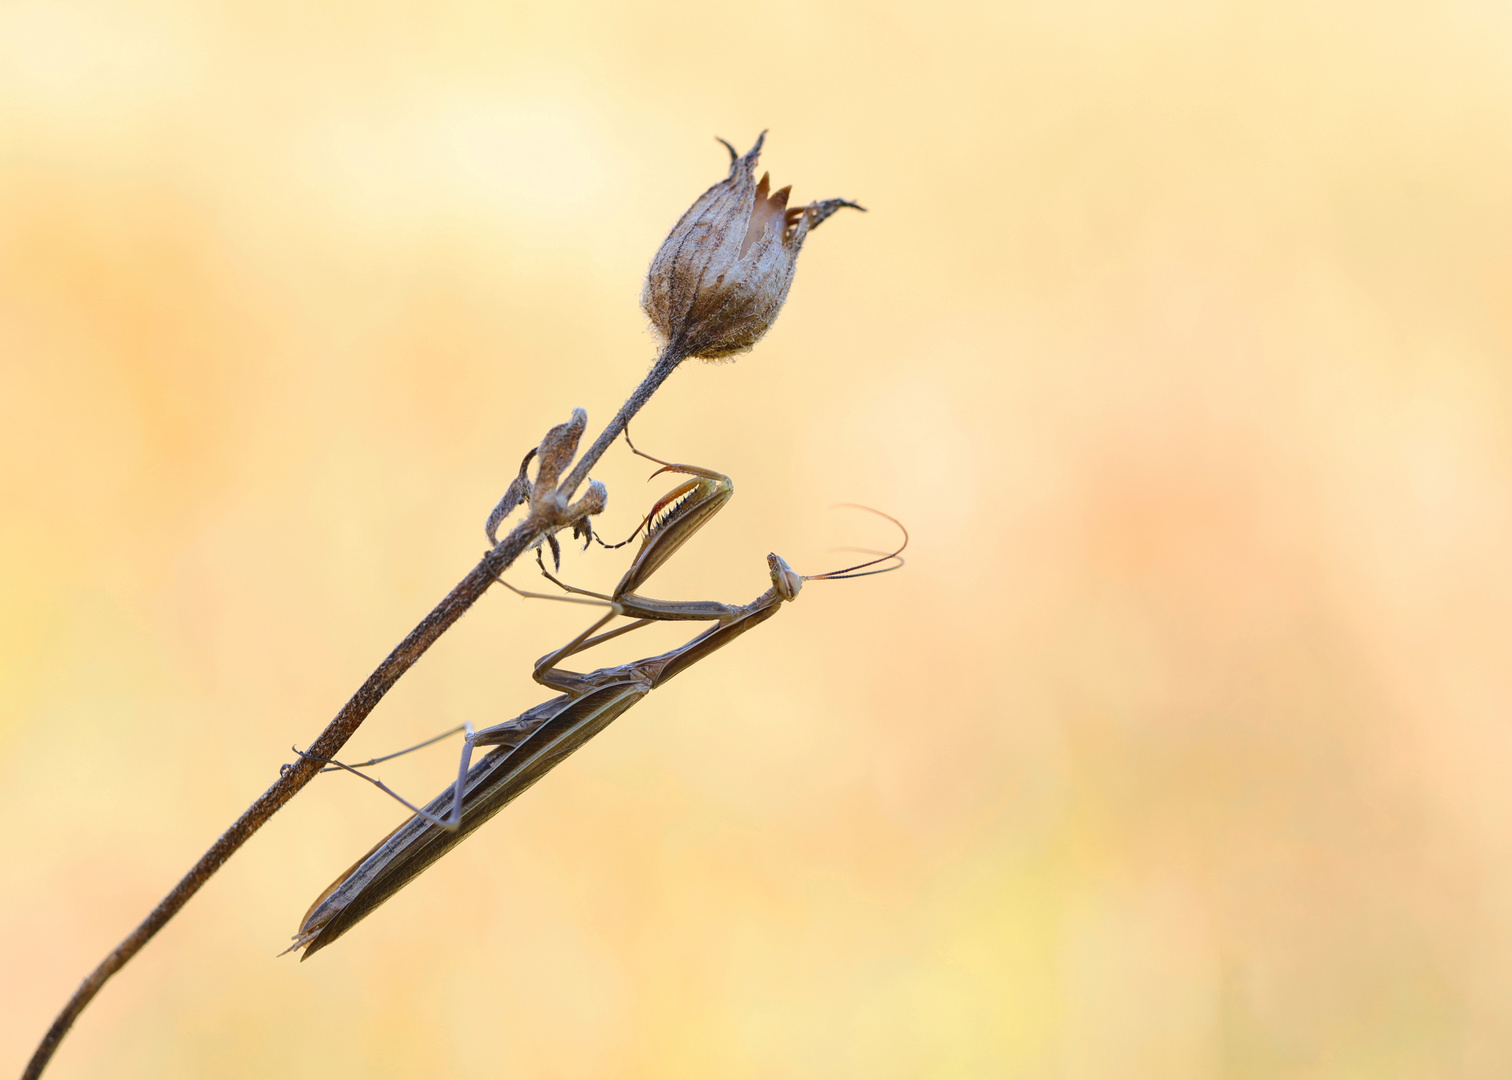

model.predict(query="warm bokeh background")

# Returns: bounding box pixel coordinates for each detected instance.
[4,1,1512,1077]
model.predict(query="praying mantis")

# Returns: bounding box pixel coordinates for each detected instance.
[291,437,904,958]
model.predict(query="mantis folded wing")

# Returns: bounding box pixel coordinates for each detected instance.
[293,442,903,958]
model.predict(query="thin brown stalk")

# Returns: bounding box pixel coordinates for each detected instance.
[22,346,687,1080]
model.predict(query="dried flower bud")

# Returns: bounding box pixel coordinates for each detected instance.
[643,132,863,360]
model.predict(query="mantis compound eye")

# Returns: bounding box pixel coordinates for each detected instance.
[767,553,804,600]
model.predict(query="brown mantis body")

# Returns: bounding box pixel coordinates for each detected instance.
[293,442,902,958]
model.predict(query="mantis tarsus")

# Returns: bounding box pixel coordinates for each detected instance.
[292,440,904,958]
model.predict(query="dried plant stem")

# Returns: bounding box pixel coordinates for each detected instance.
[23,347,687,1080]
[558,348,681,499]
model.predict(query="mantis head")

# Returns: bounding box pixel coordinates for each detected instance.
[768,553,805,601]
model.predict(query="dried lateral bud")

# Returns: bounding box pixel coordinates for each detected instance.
[643,132,863,360]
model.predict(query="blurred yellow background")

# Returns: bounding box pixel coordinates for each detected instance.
[4,1,1512,1077]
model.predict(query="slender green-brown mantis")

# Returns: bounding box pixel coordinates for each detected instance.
[291,437,905,957]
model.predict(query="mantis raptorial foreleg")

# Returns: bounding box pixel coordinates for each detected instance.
[507,433,748,677]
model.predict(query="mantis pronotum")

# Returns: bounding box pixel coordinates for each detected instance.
[291,440,904,958]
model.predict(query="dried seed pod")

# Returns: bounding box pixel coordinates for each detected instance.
[643,132,864,360]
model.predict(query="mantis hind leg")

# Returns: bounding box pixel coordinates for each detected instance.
[293,742,467,831]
